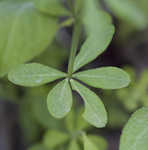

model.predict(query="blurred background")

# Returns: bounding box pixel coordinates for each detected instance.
[0,0,148,150]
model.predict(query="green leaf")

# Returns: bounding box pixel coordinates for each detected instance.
[0,1,58,77]
[120,107,148,150]
[30,89,64,129]
[47,79,73,118]
[43,130,69,149]
[70,79,107,128]
[88,135,108,150]
[68,140,81,150]
[34,0,70,17]
[73,67,130,90]
[76,108,90,130]
[8,63,66,87]
[73,0,114,72]
[34,42,68,68]
[105,0,148,29]
[83,134,98,150]
[65,110,76,132]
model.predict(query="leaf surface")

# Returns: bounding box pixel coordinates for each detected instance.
[73,0,114,72]
[8,63,66,87]
[73,67,130,89]
[120,107,148,150]
[0,1,58,77]
[34,0,70,16]
[88,135,108,150]
[83,134,98,150]
[70,79,107,128]
[47,79,73,118]
[105,0,148,29]
[43,130,69,148]
[68,140,81,150]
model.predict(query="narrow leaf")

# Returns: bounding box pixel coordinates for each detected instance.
[120,107,148,150]
[34,0,70,17]
[73,67,130,89]
[47,79,73,118]
[0,1,58,77]
[43,130,69,149]
[8,63,66,87]
[68,140,81,150]
[73,0,115,72]
[83,134,98,150]
[70,79,107,128]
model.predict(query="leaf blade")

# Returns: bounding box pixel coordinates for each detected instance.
[73,0,115,72]
[70,79,107,128]
[73,67,130,89]
[83,134,98,150]
[0,1,58,77]
[8,63,66,87]
[47,79,73,118]
[105,0,148,29]
[68,140,81,150]
[120,107,148,150]
[43,130,69,149]
[34,0,70,17]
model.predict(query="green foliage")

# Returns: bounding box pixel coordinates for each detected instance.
[19,97,41,144]
[73,67,130,89]
[43,130,69,149]
[47,79,73,118]
[8,63,66,87]
[105,0,148,29]
[68,140,80,150]
[7,0,130,129]
[117,68,148,111]
[70,79,107,128]
[88,135,108,150]
[34,0,70,16]
[120,107,148,150]
[34,42,68,68]
[0,1,58,77]
[1,0,148,150]
[73,0,115,72]
[26,86,64,130]
[40,108,108,150]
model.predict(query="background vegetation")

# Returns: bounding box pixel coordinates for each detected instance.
[0,0,148,150]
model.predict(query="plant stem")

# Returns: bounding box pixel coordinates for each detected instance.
[68,20,81,76]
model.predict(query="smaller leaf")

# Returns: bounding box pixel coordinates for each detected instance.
[73,0,115,72]
[73,67,130,89]
[83,134,98,150]
[88,135,108,150]
[43,130,69,149]
[70,79,107,128]
[120,107,148,150]
[47,79,73,118]
[65,110,76,132]
[34,0,70,17]
[76,108,90,130]
[68,140,81,150]
[8,63,66,87]
[73,27,114,72]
